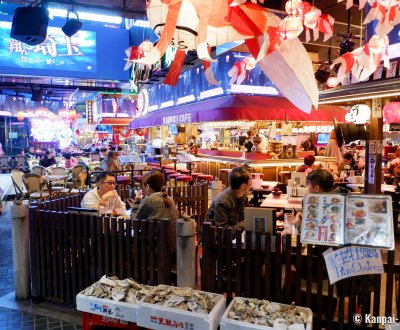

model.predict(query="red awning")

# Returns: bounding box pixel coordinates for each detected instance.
[101,118,132,126]
[130,95,347,129]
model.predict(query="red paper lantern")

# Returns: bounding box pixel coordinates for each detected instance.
[17,110,24,122]
[70,109,77,122]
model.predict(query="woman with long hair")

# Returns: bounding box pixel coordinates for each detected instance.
[102,150,122,171]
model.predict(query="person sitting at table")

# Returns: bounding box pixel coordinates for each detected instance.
[132,170,179,246]
[317,147,326,156]
[337,152,360,176]
[81,171,126,216]
[39,149,56,167]
[26,146,36,158]
[306,169,348,194]
[205,167,251,232]
[63,152,78,169]
[296,155,316,175]
[101,151,122,171]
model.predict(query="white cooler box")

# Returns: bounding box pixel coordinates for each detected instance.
[220,298,313,330]
[76,292,139,323]
[137,285,226,330]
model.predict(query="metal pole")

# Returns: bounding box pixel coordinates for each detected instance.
[176,218,196,288]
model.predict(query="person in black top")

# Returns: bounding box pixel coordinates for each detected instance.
[39,149,56,167]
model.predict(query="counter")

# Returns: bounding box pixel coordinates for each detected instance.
[194,149,337,184]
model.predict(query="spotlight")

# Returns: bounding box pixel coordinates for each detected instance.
[62,10,82,37]
[339,39,355,56]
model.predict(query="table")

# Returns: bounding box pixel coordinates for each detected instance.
[44,174,68,191]
[260,194,303,211]
[251,181,280,206]
[346,183,396,193]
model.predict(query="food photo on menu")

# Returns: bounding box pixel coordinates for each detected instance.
[300,194,395,250]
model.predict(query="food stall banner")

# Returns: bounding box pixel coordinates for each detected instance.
[129,95,347,129]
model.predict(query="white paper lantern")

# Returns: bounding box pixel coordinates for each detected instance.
[377,0,399,8]
[278,15,304,40]
[304,8,321,29]
[285,0,303,15]
[368,35,389,54]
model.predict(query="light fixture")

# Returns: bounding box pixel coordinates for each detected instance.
[17,110,24,122]
[69,109,77,122]
[62,9,82,37]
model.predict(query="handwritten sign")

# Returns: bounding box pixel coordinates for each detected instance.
[372,98,383,118]
[323,246,384,284]
[368,155,376,184]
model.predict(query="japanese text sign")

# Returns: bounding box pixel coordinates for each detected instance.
[323,246,384,284]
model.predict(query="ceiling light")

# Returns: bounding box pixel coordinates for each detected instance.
[48,8,122,25]
[62,9,82,37]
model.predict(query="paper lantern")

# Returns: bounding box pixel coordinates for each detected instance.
[17,110,24,122]
[383,102,400,123]
[69,109,77,122]
[368,35,389,54]
[304,9,320,30]
[278,16,304,40]
[285,0,303,15]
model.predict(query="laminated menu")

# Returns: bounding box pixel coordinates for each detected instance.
[300,194,394,250]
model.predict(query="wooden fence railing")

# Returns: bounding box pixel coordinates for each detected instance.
[28,206,173,305]
[35,193,85,211]
[201,222,400,330]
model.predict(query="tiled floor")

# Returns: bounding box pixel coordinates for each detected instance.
[0,201,82,329]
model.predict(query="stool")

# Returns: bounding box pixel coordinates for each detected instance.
[168,173,182,186]
[133,175,142,184]
[165,169,177,175]
[190,172,203,185]
[278,171,292,184]
[176,175,193,186]
[219,168,231,187]
[151,166,161,170]
[197,174,213,186]
[162,164,175,170]
[177,169,190,175]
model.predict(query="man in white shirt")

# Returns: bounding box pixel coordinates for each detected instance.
[81,171,126,215]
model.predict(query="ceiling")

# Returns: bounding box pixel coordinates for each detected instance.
[1,0,365,105]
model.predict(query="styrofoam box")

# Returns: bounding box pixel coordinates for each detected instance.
[137,286,226,330]
[220,298,313,330]
[76,293,139,323]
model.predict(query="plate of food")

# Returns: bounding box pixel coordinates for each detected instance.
[305,231,316,239]
[354,200,364,208]
[308,204,317,212]
[352,209,366,218]
[331,197,341,204]
[306,221,317,230]
[307,213,316,220]
[308,196,317,204]
[368,200,387,213]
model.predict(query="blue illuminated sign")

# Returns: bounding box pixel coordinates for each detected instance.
[0,22,97,73]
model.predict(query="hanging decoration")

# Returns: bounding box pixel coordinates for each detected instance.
[70,109,77,122]
[17,110,24,122]
[279,0,335,42]
[227,57,256,85]
[131,0,320,114]
[331,35,389,83]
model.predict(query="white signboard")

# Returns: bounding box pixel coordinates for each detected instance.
[372,98,383,118]
[323,246,384,284]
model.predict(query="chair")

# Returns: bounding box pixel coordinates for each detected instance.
[11,169,27,200]
[55,156,66,167]
[23,174,51,201]
[0,156,11,173]
[59,170,88,196]
[27,158,39,171]
[14,156,27,171]
[67,165,85,187]
[31,165,50,176]
[49,166,69,193]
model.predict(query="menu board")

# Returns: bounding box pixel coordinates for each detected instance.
[301,194,394,250]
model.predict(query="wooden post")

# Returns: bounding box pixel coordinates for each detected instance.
[176,218,196,288]
[365,98,383,194]
[12,202,31,300]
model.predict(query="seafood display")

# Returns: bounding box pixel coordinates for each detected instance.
[301,194,394,249]
[224,298,310,329]
[81,275,151,304]
[142,285,221,314]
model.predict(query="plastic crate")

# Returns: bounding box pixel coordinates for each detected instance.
[220,298,312,330]
[137,285,226,330]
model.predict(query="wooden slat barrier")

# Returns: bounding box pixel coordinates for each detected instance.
[201,222,400,330]
[35,193,85,211]
[167,184,208,231]
[28,206,173,305]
